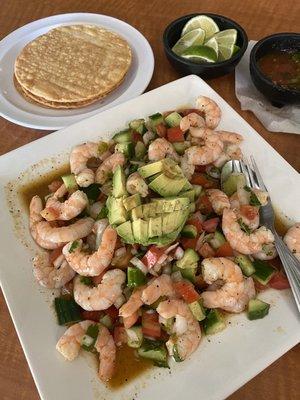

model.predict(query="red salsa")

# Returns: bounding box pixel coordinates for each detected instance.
[258,50,300,91]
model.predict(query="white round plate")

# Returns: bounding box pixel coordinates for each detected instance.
[0,13,154,130]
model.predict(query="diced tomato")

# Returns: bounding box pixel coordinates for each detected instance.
[197,195,213,214]
[132,131,143,143]
[114,326,127,347]
[81,310,102,322]
[167,127,184,142]
[187,217,203,233]
[174,280,200,303]
[215,242,234,257]
[141,245,166,269]
[190,173,218,188]
[92,271,106,285]
[269,272,290,290]
[180,108,203,117]
[239,205,258,221]
[142,311,161,338]
[180,237,198,250]
[195,165,208,173]
[49,247,63,263]
[123,311,139,329]
[202,217,219,233]
[198,242,216,258]
[156,123,167,138]
[105,306,119,324]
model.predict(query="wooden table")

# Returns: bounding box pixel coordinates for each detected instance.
[0,0,299,399]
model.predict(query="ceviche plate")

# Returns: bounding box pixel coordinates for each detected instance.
[0,75,299,400]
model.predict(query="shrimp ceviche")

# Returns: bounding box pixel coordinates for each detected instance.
[28,95,296,383]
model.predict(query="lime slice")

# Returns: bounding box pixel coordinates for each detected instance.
[172,28,205,55]
[233,44,240,55]
[214,29,238,61]
[181,15,220,39]
[181,45,218,63]
[204,37,219,57]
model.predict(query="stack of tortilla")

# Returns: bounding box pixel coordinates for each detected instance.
[14,24,132,109]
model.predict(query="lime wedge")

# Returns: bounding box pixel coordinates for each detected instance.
[172,28,205,55]
[233,44,240,55]
[204,37,219,57]
[214,29,238,61]
[181,15,220,39]
[181,45,218,63]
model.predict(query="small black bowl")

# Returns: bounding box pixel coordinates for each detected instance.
[250,33,300,107]
[163,13,248,79]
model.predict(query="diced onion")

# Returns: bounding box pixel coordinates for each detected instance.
[130,257,148,275]
[115,247,126,258]
[174,246,184,260]
[174,315,188,335]
[162,263,172,275]
[81,335,94,347]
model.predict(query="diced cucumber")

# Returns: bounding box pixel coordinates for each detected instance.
[192,184,202,197]
[189,299,206,321]
[54,296,82,326]
[173,141,188,155]
[99,314,112,329]
[135,141,146,160]
[81,324,99,351]
[127,266,146,288]
[126,326,143,348]
[176,248,199,269]
[181,267,196,283]
[112,165,127,198]
[252,260,275,285]
[61,174,78,191]
[113,128,132,143]
[235,255,255,276]
[203,310,226,335]
[160,317,174,333]
[129,119,147,134]
[115,142,134,158]
[148,112,164,130]
[222,173,246,196]
[165,112,182,127]
[138,339,168,366]
[209,231,226,250]
[82,183,101,201]
[247,298,270,320]
[181,224,197,238]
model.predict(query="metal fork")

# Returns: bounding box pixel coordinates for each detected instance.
[233,157,300,312]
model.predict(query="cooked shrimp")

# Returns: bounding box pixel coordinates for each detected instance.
[185,133,224,165]
[148,138,180,162]
[180,112,205,132]
[222,208,274,254]
[73,269,126,311]
[157,299,201,360]
[206,189,230,215]
[56,320,95,361]
[237,205,260,230]
[229,192,240,209]
[126,172,148,197]
[40,189,88,221]
[216,130,243,144]
[224,144,242,160]
[142,274,176,305]
[119,286,145,318]
[95,152,125,184]
[201,258,256,313]
[196,96,221,129]
[284,223,300,261]
[213,152,231,168]
[63,226,117,276]
[253,243,278,260]
[33,251,75,289]
[95,325,116,382]
[123,311,139,329]
[180,153,195,180]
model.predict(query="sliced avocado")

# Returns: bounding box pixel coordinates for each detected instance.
[179,189,195,202]
[164,111,182,127]
[112,165,127,198]
[149,173,186,197]
[107,196,128,226]
[151,197,190,213]
[176,248,199,269]
[123,194,141,211]
[131,206,143,221]
[142,203,157,219]
[203,310,226,335]
[247,298,270,320]
[181,179,193,191]
[222,173,246,196]
[132,219,148,244]
[192,184,202,197]
[148,216,162,237]
[138,161,165,178]
[162,211,184,235]
[116,221,135,244]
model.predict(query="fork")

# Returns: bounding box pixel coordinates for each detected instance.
[232,157,300,312]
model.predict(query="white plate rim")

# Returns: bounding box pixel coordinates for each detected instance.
[0,12,154,130]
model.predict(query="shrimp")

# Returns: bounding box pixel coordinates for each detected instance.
[180,154,195,180]
[95,325,116,382]
[195,96,221,129]
[40,188,88,221]
[148,138,180,162]
[56,320,94,361]
[185,133,224,165]
[216,130,243,144]
[180,112,205,132]
[237,205,260,230]
[253,243,278,260]
[73,269,126,311]
[201,258,256,313]
[123,311,139,329]
[126,172,148,197]
[33,251,75,289]
[284,223,300,261]
[229,192,240,209]
[95,152,125,184]
[206,189,230,215]
[141,274,176,305]
[222,208,274,254]
[225,144,242,160]
[63,226,117,276]
[119,286,145,318]
[157,299,201,360]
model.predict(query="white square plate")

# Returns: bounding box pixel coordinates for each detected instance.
[0,75,299,400]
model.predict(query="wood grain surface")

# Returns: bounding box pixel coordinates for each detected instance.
[0,1,299,399]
